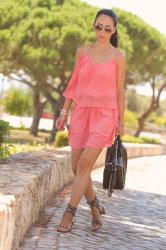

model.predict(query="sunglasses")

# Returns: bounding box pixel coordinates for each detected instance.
[94,24,112,33]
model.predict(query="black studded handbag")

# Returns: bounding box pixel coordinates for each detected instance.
[103,135,128,197]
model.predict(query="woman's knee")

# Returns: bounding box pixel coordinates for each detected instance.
[77,155,92,173]
[76,147,102,174]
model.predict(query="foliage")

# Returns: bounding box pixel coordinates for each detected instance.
[145,111,166,128]
[154,116,166,127]
[3,88,33,116]
[126,88,150,114]
[115,8,166,84]
[55,130,68,147]
[122,134,160,144]
[146,111,157,122]
[9,142,54,155]
[0,120,13,160]
[0,0,166,139]
[124,110,138,128]
[148,113,166,128]
[0,0,132,96]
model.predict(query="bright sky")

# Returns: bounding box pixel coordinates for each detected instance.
[81,0,166,37]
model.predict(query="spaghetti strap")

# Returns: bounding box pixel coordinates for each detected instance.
[63,50,118,108]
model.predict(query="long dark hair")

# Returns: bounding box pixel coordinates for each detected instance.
[93,9,118,48]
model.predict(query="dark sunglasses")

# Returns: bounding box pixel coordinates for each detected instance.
[94,24,112,33]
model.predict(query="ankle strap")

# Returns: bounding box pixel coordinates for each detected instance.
[65,203,77,216]
[87,195,99,208]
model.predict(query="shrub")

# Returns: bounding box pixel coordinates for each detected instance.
[122,134,160,144]
[3,88,32,116]
[0,120,13,160]
[124,110,138,128]
[154,116,166,127]
[140,137,160,144]
[55,130,68,147]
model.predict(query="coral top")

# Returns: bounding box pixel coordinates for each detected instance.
[63,52,118,108]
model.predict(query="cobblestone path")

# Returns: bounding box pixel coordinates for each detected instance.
[19,155,166,250]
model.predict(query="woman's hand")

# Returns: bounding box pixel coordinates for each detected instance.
[115,123,125,137]
[55,114,67,131]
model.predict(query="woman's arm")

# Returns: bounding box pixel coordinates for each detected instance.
[56,48,81,130]
[62,48,81,113]
[116,52,126,135]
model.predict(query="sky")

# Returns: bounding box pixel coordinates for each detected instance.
[81,0,166,37]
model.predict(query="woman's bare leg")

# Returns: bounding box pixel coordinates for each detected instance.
[71,148,103,226]
[69,147,102,206]
[71,148,96,201]
[57,147,102,228]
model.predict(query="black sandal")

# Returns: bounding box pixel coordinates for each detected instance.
[87,195,105,232]
[57,203,77,233]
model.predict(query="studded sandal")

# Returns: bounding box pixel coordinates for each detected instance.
[87,195,105,232]
[57,203,77,233]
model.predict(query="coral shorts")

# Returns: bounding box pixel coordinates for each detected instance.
[68,103,119,149]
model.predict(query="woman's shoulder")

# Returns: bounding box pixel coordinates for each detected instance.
[76,43,92,58]
[113,48,126,64]
[113,48,126,65]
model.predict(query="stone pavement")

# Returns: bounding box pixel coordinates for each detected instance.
[19,155,166,250]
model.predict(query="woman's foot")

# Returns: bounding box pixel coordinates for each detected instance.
[57,203,77,233]
[87,195,105,232]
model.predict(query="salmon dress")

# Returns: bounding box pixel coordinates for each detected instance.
[62,52,119,149]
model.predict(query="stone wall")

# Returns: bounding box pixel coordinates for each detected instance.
[0,143,166,250]
[0,195,16,250]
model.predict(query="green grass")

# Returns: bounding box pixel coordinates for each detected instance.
[7,129,161,157]
[8,129,68,156]
[10,129,50,144]
[9,143,55,155]
[122,134,161,144]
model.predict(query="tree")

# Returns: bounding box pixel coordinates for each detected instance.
[0,0,132,141]
[116,9,166,136]
[0,0,86,139]
[135,80,166,136]
[30,89,47,135]
[1,0,165,140]
[3,88,33,116]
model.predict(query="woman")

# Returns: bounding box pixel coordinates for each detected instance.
[55,8,126,233]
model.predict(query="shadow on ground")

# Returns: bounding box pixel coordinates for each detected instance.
[20,180,166,250]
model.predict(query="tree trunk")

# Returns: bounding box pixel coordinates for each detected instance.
[47,109,58,143]
[134,78,155,137]
[135,117,147,137]
[30,90,46,136]
[48,97,64,143]
[134,102,155,137]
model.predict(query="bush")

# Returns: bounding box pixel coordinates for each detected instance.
[3,88,33,116]
[122,134,160,144]
[0,120,13,160]
[10,143,53,155]
[55,130,68,147]
[140,137,160,144]
[146,112,157,123]
[154,116,166,127]
[124,110,138,128]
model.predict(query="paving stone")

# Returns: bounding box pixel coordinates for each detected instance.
[19,155,166,250]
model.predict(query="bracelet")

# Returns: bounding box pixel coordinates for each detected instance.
[60,108,68,116]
